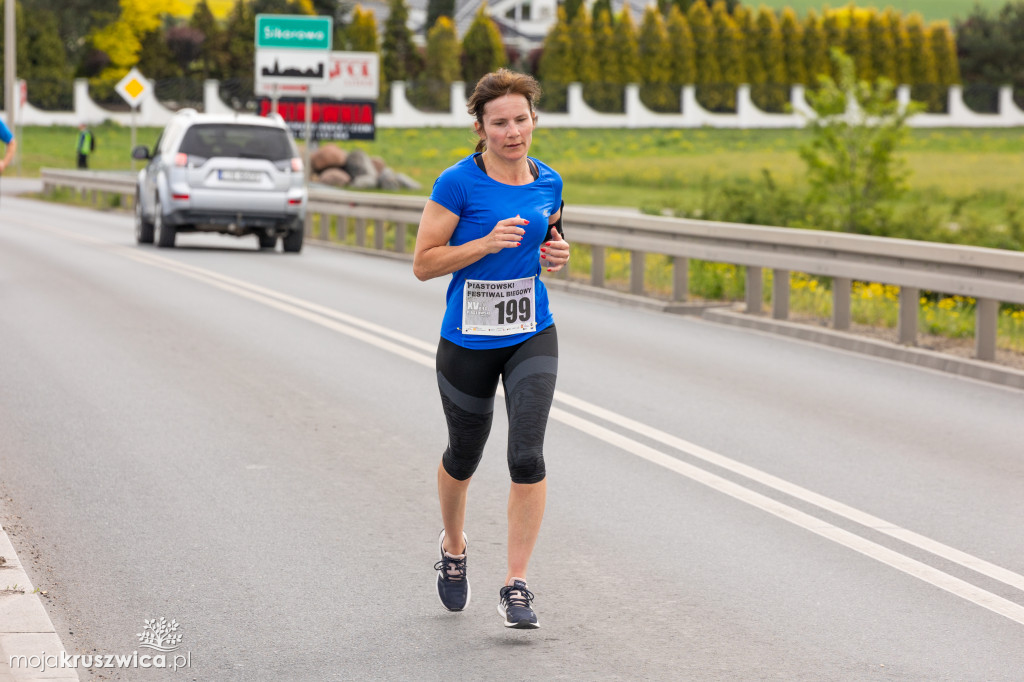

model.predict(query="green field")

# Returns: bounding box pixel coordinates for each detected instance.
[747,1,1005,22]
[20,121,1024,351]
[13,122,1024,218]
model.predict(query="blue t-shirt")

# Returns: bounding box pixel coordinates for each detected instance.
[0,118,12,145]
[429,153,563,349]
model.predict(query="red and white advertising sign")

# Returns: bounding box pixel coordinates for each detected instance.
[256,51,379,100]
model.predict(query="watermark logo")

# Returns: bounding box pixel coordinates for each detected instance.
[8,617,191,674]
[137,617,183,652]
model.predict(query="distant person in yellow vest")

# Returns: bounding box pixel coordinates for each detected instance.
[76,123,94,169]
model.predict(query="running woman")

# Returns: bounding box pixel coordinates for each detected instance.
[0,115,16,175]
[413,69,569,629]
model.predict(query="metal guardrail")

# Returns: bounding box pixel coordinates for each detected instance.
[40,168,1024,362]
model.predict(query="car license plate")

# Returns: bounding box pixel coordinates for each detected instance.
[219,170,261,182]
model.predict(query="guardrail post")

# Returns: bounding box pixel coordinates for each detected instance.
[671,257,688,302]
[375,220,386,250]
[832,277,851,330]
[772,269,790,320]
[319,213,330,240]
[975,298,998,361]
[899,286,920,345]
[394,223,407,253]
[745,266,763,314]
[355,218,366,247]
[591,246,605,288]
[630,250,645,295]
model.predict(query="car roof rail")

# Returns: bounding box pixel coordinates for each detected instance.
[264,112,286,124]
[176,107,199,118]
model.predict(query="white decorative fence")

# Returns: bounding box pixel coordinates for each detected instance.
[5,78,1024,129]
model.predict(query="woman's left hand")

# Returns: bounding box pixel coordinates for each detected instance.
[540,226,570,273]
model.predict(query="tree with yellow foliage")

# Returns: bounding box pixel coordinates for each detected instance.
[903,12,939,110]
[539,7,573,111]
[90,0,175,89]
[687,0,723,110]
[589,8,621,112]
[639,6,675,111]
[779,7,805,86]
[711,0,743,110]
[666,5,696,93]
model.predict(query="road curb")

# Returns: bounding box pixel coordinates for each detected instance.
[702,307,1024,390]
[0,524,79,681]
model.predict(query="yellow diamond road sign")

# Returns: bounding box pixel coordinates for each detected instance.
[115,68,150,107]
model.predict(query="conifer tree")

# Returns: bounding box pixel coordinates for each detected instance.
[779,6,806,86]
[733,4,760,91]
[903,12,939,109]
[869,9,898,86]
[223,0,256,85]
[638,6,674,111]
[890,10,911,87]
[348,5,380,52]
[590,8,620,111]
[666,5,696,90]
[426,0,456,32]
[611,5,641,106]
[19,8,71,110]
[929,20,960,89]
[754,6,786,112]
[538,6,574,111]
[137,23,180,80]
[382,0,422,84]
[822,9,845,80]
[189,0,223,80]
[564,0,585,23]
[568,6,597,96]
[462,4,505,86]
[711,0,743,110]
[687,0,723,110]
[420,16,460,110]
[803,9,828,87]
[592,0,613,26]
[846,7,873,81]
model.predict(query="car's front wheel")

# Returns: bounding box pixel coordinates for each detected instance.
[155,198,176,248]
[135,191,154,244]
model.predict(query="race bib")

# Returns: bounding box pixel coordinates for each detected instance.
[462,276,537,336]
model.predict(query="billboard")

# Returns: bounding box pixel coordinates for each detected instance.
[259,98,376,141]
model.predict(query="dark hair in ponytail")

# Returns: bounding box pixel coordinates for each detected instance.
[467,68,542,153]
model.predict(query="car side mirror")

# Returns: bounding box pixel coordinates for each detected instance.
[131,146,151,161]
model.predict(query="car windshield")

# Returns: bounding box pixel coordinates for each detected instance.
[179,124,293,161]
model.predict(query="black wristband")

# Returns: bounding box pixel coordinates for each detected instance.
[552,200,565,238]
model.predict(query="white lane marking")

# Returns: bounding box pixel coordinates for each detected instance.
[28,221,1024,626]
[554,392,1024,594]
[553,407,1024,626]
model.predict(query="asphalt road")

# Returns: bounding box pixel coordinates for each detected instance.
[1,194,1023,680]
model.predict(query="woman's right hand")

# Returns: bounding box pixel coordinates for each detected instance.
[482,216,528,254]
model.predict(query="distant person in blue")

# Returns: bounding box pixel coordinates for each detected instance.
[0,116,16,175]
[76,123,94,169]
[414,68,569,630]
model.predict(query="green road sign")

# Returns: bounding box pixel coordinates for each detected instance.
[256,15,332,50]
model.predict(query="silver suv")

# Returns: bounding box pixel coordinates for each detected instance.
[132,109,307,252]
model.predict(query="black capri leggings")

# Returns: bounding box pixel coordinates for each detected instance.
[436,325,558,485]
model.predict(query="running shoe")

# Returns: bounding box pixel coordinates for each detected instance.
[434,529,470,611]
[497,578,540,629]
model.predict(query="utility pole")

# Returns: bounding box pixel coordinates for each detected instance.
[3,0,15,133]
